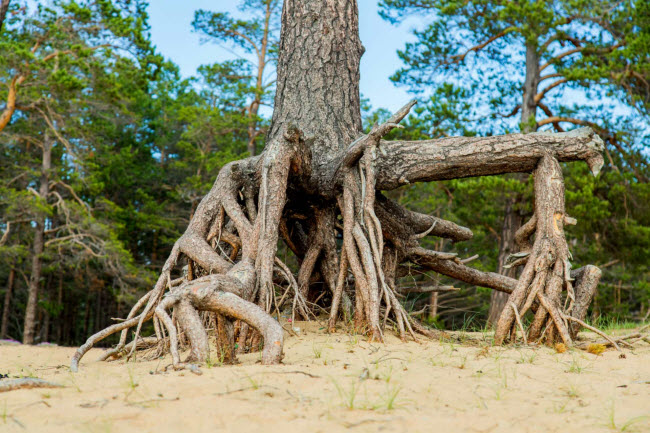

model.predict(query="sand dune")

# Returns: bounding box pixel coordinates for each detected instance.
[1,321,649,433]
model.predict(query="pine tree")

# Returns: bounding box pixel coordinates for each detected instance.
[379,0,650,324]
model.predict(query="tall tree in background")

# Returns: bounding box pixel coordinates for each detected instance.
[0,0,10,31]
[380,0,649,325]
[192,0,280,156]
[0,0,158,343]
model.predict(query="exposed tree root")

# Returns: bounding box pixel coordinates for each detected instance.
[66,0,614,372]
[494,155,601,347]
[71,108,610,371]
[0,378,63,393]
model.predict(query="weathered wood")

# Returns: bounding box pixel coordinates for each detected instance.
[493,154,599,346]
[268,0,363,190]
[0,378,63,393]
[374,127,604,190]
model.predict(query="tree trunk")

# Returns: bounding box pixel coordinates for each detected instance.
[0,0,10,32]
[521,43,540,133]
[247,0,275,157]
[55,273,63,343]
[94,285,102,334]
[23,135,51,344]
[488,200,521,325]
[269,0,362,167]
[1,267,15,339]
[488,42,540,325]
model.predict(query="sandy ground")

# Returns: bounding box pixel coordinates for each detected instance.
[1,322,649,433]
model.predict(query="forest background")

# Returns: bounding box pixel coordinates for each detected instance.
[1,0,648,345]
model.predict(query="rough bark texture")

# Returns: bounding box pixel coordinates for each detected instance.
[494,155,600,346]
[269,0,363,189]
[71,0,608,371]
[373,128,603,189]
[521,43,541,132]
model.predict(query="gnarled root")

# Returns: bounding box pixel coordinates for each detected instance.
[157,273,284,368]
[494,155,603,347]
[327,101,432,341]
[72,98,609,370]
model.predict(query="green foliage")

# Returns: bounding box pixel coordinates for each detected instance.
[0,1,258,343]
[378,0,650,326]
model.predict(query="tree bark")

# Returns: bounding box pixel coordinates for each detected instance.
[488,200,521,325]
[0,0,10,32]
[374,128,603,188]
[1,267,15,339]
[55,273,63,343]
[247,0,275,157]
[23,135,51,344]
[521,43,540,132]
[268,0,363,187]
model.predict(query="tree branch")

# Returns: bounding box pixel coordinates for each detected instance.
[374,127,605,190]
[539,47,583,72]
[534,78,568,103]
[537,102,564,132]
[447,27,515,64]
[539,43,623,72]
[0,75,25,133]
[408,248,517,294]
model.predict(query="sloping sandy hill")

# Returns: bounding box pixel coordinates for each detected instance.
[1,321,649,433]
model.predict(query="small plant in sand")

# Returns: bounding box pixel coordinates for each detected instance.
[456,353,469,370]
[205,351,226,368]
[491,349,505,362]
[605,402,650,432]
[346,334,360,349]
[551,399,570,414]
[124,368,140,401]
[312,342,324,359]
[563,384,581,399]
[566,355,588,374]
[517,351,538,364]
[243,374,262,390]
[127,368,138,390]
[377,385,402,411]
[67,372,82,393]
[331,378,359,410]
[492,381,506,401]
[429,356,448,368]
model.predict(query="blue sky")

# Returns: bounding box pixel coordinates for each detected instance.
[147,0,422,112]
